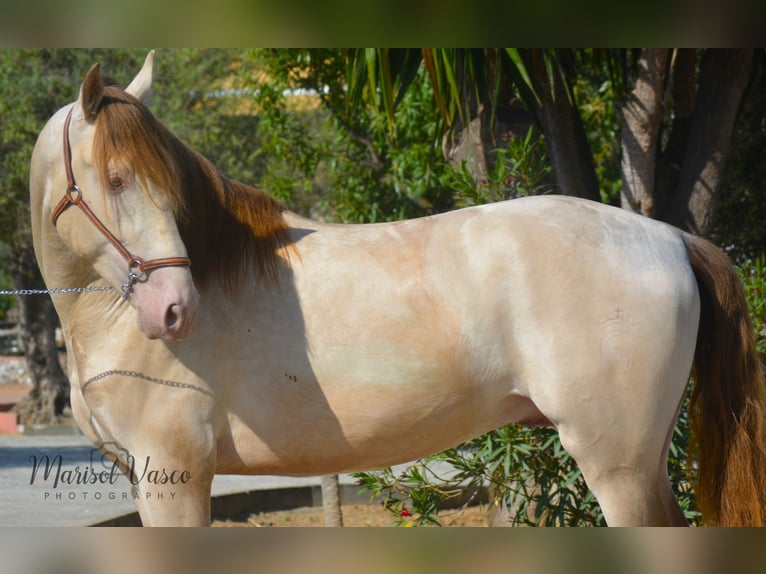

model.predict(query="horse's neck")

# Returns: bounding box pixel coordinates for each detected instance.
[36,231,109,326]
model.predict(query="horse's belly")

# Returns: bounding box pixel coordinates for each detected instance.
[215,373,546,476]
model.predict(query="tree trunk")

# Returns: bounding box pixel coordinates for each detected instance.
[660,49,753,235]
[320,474,343,527]
[526,50,601,202]
[657,49,697,185]
[442,51,506,192]
[486,482,525,526]
[8,237,69,425]
[442,106,495,189]
[619,49,672,217]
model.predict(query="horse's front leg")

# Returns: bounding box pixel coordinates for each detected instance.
[111,418,216,526]
[130,462,214,527]
[85,382,218,526]
[99,427,215,526]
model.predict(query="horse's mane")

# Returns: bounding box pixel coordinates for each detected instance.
[92,85,293,294]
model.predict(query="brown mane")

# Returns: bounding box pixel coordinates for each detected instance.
[91,85,293,294]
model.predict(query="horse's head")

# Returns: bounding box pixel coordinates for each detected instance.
[31,52,199,341]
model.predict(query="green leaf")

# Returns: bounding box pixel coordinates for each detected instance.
[505,48,541,106]
[345,49,369,120]
[364,48,379,109]
[421,49,449,125]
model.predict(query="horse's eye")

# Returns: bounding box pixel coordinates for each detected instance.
[108,174,125,190]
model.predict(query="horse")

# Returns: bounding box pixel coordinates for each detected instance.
[29,51,766,526]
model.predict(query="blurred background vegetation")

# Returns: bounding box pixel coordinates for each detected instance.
[1,49,765,524]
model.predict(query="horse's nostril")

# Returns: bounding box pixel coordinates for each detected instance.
[165,304,181,329]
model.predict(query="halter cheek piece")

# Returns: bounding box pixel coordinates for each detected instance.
[52,107,191,299]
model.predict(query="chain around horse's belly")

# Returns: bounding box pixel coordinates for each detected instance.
[82,369,215,398]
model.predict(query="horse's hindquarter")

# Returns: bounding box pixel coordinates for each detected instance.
[491,197,700,450]
[211,197,700,475]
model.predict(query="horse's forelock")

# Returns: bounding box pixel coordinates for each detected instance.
[92,87,185,219]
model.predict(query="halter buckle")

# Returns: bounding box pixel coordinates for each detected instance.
[121,259,145,299]
[121,270,141,299]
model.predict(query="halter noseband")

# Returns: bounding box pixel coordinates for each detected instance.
[52,107,192,299]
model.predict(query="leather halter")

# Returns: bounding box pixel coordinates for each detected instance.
[52,107,191,298]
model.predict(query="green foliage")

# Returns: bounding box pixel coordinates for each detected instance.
[357,425,605,527]
[573,62,621,205]
[712,52,766,263]
[738,257,766,358]
[356,465,447,527]
[151,49,266,191]
[245,49,452,223]
[451,127,553,208]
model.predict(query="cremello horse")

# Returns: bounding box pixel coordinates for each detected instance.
[30,52,766,526]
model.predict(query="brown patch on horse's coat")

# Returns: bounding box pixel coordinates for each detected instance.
[91,85,293,294]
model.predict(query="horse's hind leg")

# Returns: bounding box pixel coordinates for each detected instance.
[557,389,690,527]
[556,376,690,526]
[560,433,669,526]
[574,459,686,526]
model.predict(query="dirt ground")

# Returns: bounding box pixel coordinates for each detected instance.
[214,503,489,527]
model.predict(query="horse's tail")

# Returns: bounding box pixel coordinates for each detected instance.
[683,233,766,526]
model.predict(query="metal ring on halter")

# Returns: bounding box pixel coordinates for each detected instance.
[66,184,82,204]
[129,257,145,272]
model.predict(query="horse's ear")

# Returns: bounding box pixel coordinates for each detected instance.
[125,50,155,103]
[79,63,104,121]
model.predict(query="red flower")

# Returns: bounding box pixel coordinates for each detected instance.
[400,508,412,517]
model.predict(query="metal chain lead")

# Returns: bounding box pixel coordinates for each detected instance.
[0,286,114,296]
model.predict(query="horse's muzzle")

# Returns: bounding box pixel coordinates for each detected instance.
[131,266,199,341]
